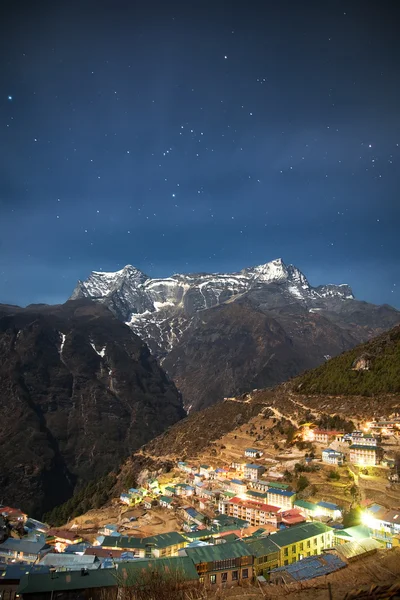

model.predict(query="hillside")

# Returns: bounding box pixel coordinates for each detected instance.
[295,324,400,396]
[45,322,400,524]
[0,300,184,516]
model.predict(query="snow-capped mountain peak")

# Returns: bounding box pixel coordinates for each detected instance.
[70,258,355,354]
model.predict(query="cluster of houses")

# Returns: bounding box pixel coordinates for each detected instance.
[2,498,400,599]
[316,429,386,467]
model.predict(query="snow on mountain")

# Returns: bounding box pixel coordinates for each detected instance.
[70,258,354,354]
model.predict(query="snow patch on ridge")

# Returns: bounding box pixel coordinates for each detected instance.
[90,342,106,357]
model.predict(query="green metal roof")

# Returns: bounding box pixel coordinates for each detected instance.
[270,522,332,548]
[245,536,280,557]
[185,540,252,564]
[294,500,319,511]
[17,557,199,594]
[334,525,371,541]
[247,490,269,500]
[349,445,377,450]
[102,531,186,550]
[182,529,214,541]
[144,532,186,549]
[220,533,239,543]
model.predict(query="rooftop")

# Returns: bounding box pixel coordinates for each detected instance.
[185,540,252,564]
[270,522,332,548]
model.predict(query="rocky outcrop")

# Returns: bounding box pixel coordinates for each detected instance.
[0,300,184,516]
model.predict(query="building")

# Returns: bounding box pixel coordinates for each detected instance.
[349,444,379,466]
[363,506,400,547]
[0,538,50,564]
[229,479,248,495]
[351,433,377,446]
[249,480,290,493]
[322,448,345,465]
[199,465,213,478]
[0,507,27,523]
[244,448,262,458]
[219,497,281,527]
[270,553,346,584]
[174,483,194,497]
[182,507,205,528]
[280,509,307,527]
[39,553,100,571]
[313,430,344,445]
[316,502,342,520]
[17,557,199,599]
[101,532,187,558]
[46,530,83,553]
[267,489,296,510]
[159,496,174,509]
[244,464,265,481]
[294,499,319,518]
[185,540,253,588]
[0,563,50,600]
[269,522,334,565]
[244,536,280,577]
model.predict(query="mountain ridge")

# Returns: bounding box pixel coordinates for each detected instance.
[70,258,400,412]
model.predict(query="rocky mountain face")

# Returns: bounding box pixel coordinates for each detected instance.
[0,300,184,516]
[71,258,400,411]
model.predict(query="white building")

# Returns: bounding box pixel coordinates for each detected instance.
[322,448,344,465]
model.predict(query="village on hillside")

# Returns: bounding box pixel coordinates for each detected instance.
[1,416,400,599]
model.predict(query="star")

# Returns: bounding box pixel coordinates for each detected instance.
[7,95,12,101]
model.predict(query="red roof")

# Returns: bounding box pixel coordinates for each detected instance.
[281,509,306,525]
[46,529,82,542]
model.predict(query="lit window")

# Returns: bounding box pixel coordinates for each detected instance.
[210,575,216,584]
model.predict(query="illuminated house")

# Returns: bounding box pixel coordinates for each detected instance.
[245,448,263,458]
[185,540,253,588]
[322,448,344,465]
[244,464,265,481]
[218,497,281,527]
[229,479,248,495]
[349,444,379,466]
[351,433,377,446]
[313,430,344,445]
[266,489,296,510]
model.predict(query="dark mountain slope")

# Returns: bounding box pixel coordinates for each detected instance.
[0,300,184,516]
[295,324,400,396]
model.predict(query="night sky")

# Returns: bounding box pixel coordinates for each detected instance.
[1,1,399,308]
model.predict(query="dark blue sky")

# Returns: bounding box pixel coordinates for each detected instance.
[1,1,399,307]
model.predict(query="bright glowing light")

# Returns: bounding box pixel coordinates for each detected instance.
[362,512,378,529]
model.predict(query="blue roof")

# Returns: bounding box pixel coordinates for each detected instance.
[230,479,246,485]
[368,503,385,514]
[245,463,264,469]
[0,539,48,555]
[322,448,342,454]
[317,501,340,510]
[245,448,258,452]
[0,564,50,580]
[268,489,295,497]
[271,553,346,581]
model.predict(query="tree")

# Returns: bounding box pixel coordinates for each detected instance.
[342,506,362,528]
[296,476,310,492]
